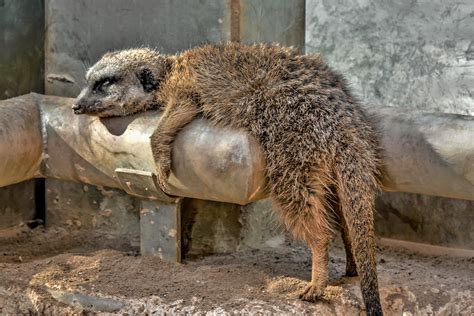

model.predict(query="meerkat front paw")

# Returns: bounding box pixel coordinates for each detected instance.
[150,135,172,192]
[156,157,171,192]
[298,283,326,302]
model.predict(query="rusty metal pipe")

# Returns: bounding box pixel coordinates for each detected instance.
[0,93,473,203]
[0,94,266,204]
[0,95,43,186]
[43,92,268,204]
[376,107,474,200]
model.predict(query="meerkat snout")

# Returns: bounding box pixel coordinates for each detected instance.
[71,102,83,114]
[73,74,121,116]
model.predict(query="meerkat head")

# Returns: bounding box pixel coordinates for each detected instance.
[73,48,172,117]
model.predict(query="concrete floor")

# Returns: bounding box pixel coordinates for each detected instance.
[0,227,473,314]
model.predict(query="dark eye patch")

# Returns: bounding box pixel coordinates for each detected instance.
[93,76,119,92]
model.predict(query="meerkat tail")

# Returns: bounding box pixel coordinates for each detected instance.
[336,164,383,316]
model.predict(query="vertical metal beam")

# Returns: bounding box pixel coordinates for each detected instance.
[140,200,182,262]
[230,0,241,42]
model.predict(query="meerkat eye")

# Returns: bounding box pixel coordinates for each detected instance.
[103,77,118,87]
[93,77,118,92]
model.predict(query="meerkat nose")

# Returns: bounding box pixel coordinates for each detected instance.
[72,103,84,114]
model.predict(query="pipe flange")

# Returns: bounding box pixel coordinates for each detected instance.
[115,168,177,203]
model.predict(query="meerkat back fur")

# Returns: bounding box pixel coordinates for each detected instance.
[75,43,383,316]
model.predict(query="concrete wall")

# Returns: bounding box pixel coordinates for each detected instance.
[45,0,229,97]
[0,0,44,99]
[0,0,44,229]
[306,0,474,248]
[45,0,305,97]
[306,0,473,116]
[46,180,140,240]
[43,0,231,237]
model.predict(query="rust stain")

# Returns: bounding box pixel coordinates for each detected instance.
[230,0,241,42]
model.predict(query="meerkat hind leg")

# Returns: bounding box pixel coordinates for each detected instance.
[276,181,334,302]
[299,235,331,301]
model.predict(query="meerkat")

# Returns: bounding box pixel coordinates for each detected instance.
[74,43,383,315]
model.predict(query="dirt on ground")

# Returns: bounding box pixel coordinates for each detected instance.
[0,225,472,315]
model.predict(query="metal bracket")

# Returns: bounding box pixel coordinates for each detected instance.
[115,168,176,203]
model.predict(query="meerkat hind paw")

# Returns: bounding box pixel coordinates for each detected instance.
[298,283,326,302]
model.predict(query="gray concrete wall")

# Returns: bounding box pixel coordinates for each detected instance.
[45,0,230,97]
[43,0,231,237]
[46,180,140,240]
[0,0,44,99]
[44,0,305,97]
[0,0,44,229]
[306,0,474,248]
[306,0,473,116]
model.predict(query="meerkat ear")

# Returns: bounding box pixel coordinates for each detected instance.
[137,67,159,93]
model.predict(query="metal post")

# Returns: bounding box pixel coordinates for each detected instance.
[140,199,182,262]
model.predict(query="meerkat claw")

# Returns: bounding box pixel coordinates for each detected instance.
[157,166,171,192]
[298,283,325,302]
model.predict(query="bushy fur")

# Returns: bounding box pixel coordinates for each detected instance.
[75,43,383,316]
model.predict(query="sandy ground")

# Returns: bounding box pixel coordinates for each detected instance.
[0,226,472,315]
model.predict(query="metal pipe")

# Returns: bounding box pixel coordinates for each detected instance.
[0,93,473,203]
[6,93,267,204]
[0,95,43,186]
[376,107,474,200]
